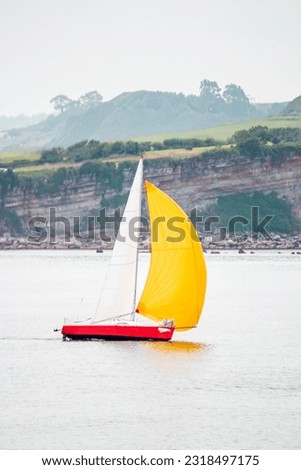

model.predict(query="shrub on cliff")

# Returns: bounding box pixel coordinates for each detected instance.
[0,208,22,235]
[265,143,301,166]
[211,191,299,234]
[79,161,124,192]
[237,138,265,158]
[0,169,19,208]
[201,147,239,160]
[233,126,301,146]
[40,148,64,164]
[163,137,218,149]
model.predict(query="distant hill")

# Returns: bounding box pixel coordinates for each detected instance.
[0,114,48,131]
[0,90,287,151]
[281,95,301,115]
[253,102,287,116]
[135,115,301,143]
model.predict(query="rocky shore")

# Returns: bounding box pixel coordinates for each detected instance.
[202,232,301,251]
[0,232,300,252]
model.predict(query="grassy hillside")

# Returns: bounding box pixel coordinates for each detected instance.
[134,115,301,142]
[281,95,301,115]
[1,123,301,236]
[0,115,300,174]
[8,146,230,175]
[0,89,277,151]
[0,151,40,164]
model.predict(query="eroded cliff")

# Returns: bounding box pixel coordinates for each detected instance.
[2,151,301,238]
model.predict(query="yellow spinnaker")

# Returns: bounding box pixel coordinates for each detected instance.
[137,181,206,330]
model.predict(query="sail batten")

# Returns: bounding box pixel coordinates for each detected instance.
[137,181,206,330]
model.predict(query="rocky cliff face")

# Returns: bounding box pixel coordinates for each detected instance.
[4,151,301,234]
[153,153,301,220]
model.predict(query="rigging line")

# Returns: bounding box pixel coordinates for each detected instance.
[90,312,133,324]
[92,252,113,320]
[73,297,84,321]
[95,236,130,317]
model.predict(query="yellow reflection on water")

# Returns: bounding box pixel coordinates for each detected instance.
[143,340,209,354]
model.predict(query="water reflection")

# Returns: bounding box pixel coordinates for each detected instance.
[143,340,210,354]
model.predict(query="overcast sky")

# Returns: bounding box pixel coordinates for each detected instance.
[0,0,300,115]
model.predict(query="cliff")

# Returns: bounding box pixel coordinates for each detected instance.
[2,151,301,242]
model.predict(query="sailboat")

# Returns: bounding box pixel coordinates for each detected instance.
[61,159,206,341]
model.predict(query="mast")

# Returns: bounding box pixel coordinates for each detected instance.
[132,156,143,321]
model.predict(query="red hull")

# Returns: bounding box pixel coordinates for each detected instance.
[61,324,174,341]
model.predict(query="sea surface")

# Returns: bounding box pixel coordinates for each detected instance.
[0,250,300,450]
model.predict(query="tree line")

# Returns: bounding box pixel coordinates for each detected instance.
[38,138,220,164]
[49,79,252,116]
[50,91,103,113]
[199,79,251,116]
[3,126,300,169]
[232,126,301,158]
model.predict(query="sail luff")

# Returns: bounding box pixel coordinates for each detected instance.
[131,162,143,320]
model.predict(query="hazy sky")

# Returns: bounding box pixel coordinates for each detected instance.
[0,0,300,115]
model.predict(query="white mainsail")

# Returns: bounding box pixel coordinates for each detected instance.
[92,159,143,323]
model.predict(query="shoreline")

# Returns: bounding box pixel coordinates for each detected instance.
[0,233,300,252]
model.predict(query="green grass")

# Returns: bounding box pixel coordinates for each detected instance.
[134,115,301,143]
[16,168,59,179]
[144,146,229,159]
[0,150,40,164]
[106,146,230,161]
[13,145,231,173]
[14,161,81,174]
[4,113,301,173]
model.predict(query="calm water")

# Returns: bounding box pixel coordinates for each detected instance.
[0,250,300,449]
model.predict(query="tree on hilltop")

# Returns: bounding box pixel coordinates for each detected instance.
[50,95,76,113]
[50,91,103,114]
[223,84,251,116]
[199,79,224,113]
[79,91,103,109]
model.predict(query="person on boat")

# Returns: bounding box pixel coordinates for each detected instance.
[161,319,174,327]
